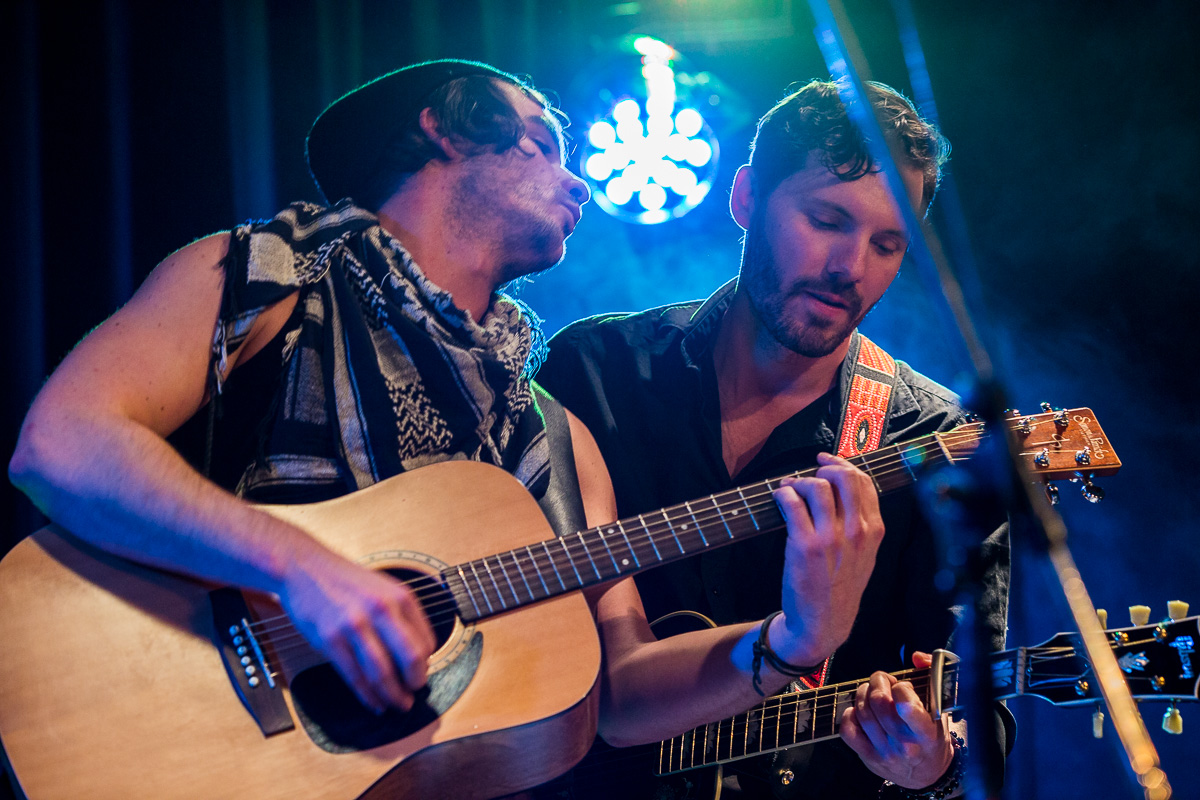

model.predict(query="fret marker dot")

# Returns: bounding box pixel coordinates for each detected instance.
[681,524,688,530]
[622,558,629,566]
[731,510,738,515]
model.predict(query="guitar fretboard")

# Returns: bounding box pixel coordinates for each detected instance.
[442,429,969,623]
[656,648,1034,774]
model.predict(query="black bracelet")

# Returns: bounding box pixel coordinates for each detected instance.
[879,730,967,799]
[750,611,826,696]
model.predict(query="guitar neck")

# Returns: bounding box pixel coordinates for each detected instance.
[443,430,961,623]
[657,649,1026,774]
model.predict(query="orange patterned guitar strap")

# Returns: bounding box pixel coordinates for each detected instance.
[835,332,898,459]
[797,332,898,691]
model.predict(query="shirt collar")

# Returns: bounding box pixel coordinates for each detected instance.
[679,278,739,370]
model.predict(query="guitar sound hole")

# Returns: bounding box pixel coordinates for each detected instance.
[289,566,481,753]
[383,566,457,650]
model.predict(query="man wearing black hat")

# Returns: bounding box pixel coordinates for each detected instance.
[10,61,889,796]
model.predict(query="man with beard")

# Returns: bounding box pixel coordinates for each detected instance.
[9,62,901,797]
[538,80,1011,798]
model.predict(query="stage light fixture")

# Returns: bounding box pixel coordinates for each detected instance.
[578,36,720,225]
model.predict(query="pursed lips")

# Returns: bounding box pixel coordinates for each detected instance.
[559,201,582,233]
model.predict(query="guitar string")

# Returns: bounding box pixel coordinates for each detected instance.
[658,652,1077,769]
[599,645,1112,774]
[245,453,932,653]
[661,642,1160,770]
[614,670,951,773]
[241,427,982,644]
[240,428,1021,651]
[243,423,1069,650]
[247,441,1000,650]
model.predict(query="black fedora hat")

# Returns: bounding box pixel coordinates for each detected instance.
[306,59,518,204]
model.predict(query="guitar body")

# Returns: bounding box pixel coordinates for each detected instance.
[0,461,601,800]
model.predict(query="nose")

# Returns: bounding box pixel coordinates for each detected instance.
[826,235,870,282]
[563,168,591,206]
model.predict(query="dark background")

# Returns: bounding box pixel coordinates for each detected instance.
[3,1,1197,798]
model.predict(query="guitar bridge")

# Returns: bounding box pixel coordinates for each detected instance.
[209,587,295,737]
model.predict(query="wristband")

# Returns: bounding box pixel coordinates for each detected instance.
[750,611,826,696]
[879,730,967,799]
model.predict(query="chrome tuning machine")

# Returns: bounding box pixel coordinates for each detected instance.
[1073,472,1105,503]
[1040,402,1069,429]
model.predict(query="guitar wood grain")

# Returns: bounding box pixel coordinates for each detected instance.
[0,461,601,800]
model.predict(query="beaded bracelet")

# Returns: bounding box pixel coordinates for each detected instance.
[750,611,825,696]
[879,730,967,799]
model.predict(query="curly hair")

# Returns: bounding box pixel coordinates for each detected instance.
[358,75,566,211]
[748,80,950,210]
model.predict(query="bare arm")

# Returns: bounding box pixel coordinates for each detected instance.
[8,234,435,712]
[568,413,887,747]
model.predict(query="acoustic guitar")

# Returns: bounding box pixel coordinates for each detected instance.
[0,407,1116,799]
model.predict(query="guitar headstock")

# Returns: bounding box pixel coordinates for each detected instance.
[942,406,1121,488]
[1019,615,1199,707]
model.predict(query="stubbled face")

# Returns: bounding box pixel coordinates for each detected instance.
[739,158,925,357]
[449,81,590,281]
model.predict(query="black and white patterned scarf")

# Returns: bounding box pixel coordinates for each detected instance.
[211,200,551,503]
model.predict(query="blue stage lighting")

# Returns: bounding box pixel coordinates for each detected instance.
[577,36,720,225]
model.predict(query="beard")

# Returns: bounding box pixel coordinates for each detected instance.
[739,211,870,358]
[450,157,568,283]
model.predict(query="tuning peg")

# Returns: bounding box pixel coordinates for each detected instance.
[1162,705,1183,735]
[1130,605,1151,626]
[1044,483,1060,505]
[1040,402,1069,428]
[1097,608,1108,628]
[1168,600,1189,621]
[1093,705,1105,739]
[1077,473,1105,503]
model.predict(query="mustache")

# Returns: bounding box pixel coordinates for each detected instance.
[784,278,863,309]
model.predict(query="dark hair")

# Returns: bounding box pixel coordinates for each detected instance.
[359,75,564,211]
[748,79,950,210]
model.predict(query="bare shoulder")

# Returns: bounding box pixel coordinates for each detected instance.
[30,232,294,438]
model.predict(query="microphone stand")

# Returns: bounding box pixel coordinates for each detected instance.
[803,1,1173,798]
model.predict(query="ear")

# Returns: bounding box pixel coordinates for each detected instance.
[418,107,466,161]
[729,164,756,230]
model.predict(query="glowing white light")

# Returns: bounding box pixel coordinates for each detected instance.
[604,177,634,206]
[605,142,631,170]
[645,93,675,118]
[622,160,650,188]
[585,153,613,182]
[642,63,675,89]
[612,99,641,123]
[687,180,713,205]
[649,158,677,186]
[665,133,691,162]
[646,114,674,139]
[669,166,698,195]
[633,36,675,61]
[626,138,660,165]
[674,108,703,138]
[638,183,668,211]
[616,117,645,143]
[685,139,713,167]
[587,121,617,150]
